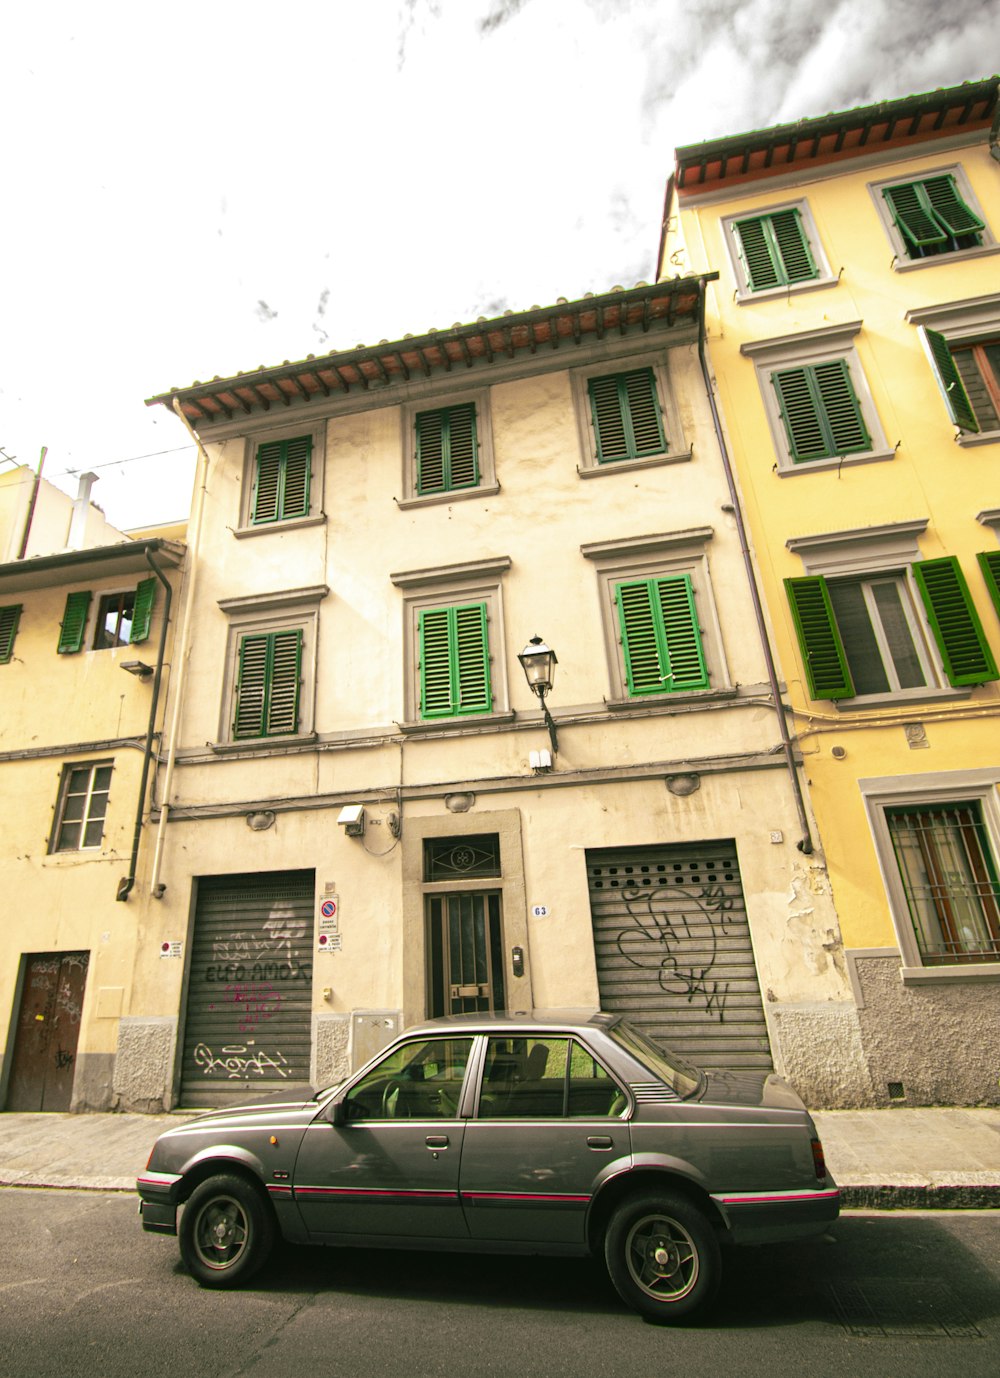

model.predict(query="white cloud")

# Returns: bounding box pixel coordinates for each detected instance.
[1,0,995,526]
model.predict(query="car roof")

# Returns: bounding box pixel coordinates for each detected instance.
[401,1008,622,1038]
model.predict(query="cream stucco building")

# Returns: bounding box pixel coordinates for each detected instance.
[0,464,185,1110]
[105,276,858,1112]
[660,78,1000,1104]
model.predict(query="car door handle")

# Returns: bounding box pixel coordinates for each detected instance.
[425,1135,450,1149]
[587,1136,614,1150]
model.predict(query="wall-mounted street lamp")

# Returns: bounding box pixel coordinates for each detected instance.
[120,660,154,679]
[518,635,559,756]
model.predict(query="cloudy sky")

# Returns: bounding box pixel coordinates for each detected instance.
[3,0,995,529]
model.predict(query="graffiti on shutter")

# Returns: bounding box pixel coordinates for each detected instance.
[181,870,315,1106]
[587,842,772,1072]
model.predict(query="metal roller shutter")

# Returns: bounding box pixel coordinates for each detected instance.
[180,870,315,1106]
[587,842,772,1072]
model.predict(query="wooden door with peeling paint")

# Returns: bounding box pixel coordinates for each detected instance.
[6,952,90,1111]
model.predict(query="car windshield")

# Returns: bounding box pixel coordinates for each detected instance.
[607,1020,704,1099]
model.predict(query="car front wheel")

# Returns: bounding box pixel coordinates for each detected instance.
[179,1174,275,1288]
[604,1191,721,1324]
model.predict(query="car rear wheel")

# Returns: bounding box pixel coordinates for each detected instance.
[604,1191,721,1324]
[179,1174,274,1288]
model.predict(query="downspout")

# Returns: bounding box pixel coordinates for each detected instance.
[148,399,211,898]
[116,548,172,900]
[695,280,814,854]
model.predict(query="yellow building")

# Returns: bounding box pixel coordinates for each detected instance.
[660,78,1000,1104]
[117,277,864,1112]
[0,465,185,1110]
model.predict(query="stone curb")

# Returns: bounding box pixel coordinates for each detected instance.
[840,1184,1000,1210]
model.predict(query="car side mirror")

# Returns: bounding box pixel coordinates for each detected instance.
[328,1097,348,1127]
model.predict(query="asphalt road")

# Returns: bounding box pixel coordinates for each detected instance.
[1,1190,999,1378]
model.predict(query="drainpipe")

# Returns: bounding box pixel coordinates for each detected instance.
[116,549,173,900]
[16,446,47,560]
[695,280,814,854]
[147,399,211,898]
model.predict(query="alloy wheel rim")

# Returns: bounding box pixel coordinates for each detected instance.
[624,1213,699,1301]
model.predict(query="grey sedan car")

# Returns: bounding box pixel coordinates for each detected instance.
[138,1010,838,1323]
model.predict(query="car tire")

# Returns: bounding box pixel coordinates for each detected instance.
[604,1191,721,1324]
[179,1173,275,1288]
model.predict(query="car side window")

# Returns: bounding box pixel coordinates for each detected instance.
[478,1036,626,1119]
[343,1037,473,1121]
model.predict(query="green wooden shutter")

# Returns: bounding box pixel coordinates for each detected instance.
[912,557,998,686]
[733,215,782,290]
[419,607,454,716]
[445,404,479,489]
[785,576,855,699]
[416,410,446,493]
[252,437,311,523]
[978,550,1000,622]
[0,605,22,663]
[656,575,708,689]
[233,634,269,737]
[416,406,479,494]
[129,577,157,644]
[252,442,283,523]
[58,591,92,654]
[280,436,312,519]
[233,629,303,738]
[733,209,816,290]
[772,360,871,461]
[923,175,985,237]
[921,328,979,432]
[453,603,491,712]
[770,208,817,283]
[883,182,948,250]
[624,370,667,455]
[418,604,491,718]
[813,360,871,454]
[264,629,303,734]
[589,369,665,462]
[616,575,707,695]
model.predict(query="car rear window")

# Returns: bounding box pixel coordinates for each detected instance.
[607,1021,703,1099]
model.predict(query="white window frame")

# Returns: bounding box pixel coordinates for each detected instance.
[92,587,138,650]
[398,387,498,509]
[785,518,966,709]
[721,199,837,303]
[235,420,327,536]
[742,321,894,475]
[868,164,997,272]
[49,759,114,853]
[860,769,1000,984]
[389,557,512,731]
[906,294,1000,448]
[214,585,329,750]
[580,528,729,707]
[570,350,690,476]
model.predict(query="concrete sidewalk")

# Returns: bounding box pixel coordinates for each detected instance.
[0,1106,998,1208]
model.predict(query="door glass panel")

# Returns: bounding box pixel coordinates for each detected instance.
[343,1037,473,1121]
[871,580,927,689]
[828,580,889,694]
[426,891,505,1015]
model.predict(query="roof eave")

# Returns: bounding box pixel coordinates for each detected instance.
[0,537,186,594]
[146,276,718,426]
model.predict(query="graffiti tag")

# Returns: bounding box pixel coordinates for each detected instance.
[225,980,282,1034]
[616,884,733,1021]
[193,1042,290,1080]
